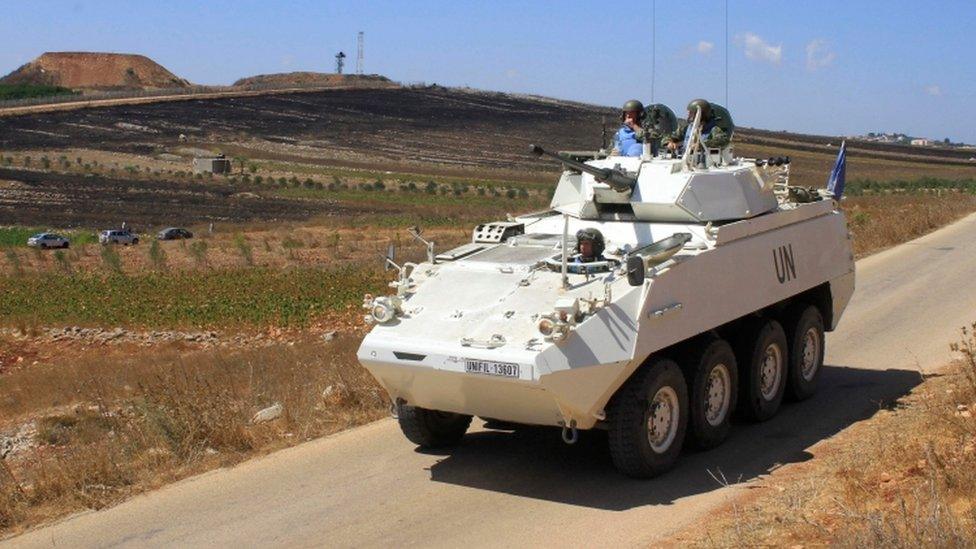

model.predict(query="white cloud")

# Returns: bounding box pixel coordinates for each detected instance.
[696,41,714,55]
[805,39,835,71]
[741,32,782,64]
[925,85,942,96]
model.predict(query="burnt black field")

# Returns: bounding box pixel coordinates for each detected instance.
[0,167,370,228]
[0,88,615,175]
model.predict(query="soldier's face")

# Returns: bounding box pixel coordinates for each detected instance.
[624,111,640,124]
[579,239,594,258]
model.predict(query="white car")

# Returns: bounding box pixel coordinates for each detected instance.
[27,233,70,249]
[99,230,139,245]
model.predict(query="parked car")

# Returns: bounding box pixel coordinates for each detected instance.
[99,229,139,245]
[27,233,69,249]
[157,227,193,240]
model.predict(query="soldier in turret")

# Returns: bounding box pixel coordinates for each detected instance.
[665,98,732,153]
[613,99,646,157]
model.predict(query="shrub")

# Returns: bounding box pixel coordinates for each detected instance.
[99,246,123,274]
[148,240,167,271]
[4,248,23,277]
[188,240,208,268]
[53,250,72,274]
[233,234,254,266]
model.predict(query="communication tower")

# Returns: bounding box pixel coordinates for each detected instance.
[356,32,364,75]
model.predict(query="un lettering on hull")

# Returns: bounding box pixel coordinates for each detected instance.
[774,244,797,283]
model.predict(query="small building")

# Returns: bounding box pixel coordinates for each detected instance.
[910,138,931,147]
[192,155,232,175]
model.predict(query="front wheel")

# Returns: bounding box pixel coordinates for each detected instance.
[397,403,471,448]
[608,357,688,478]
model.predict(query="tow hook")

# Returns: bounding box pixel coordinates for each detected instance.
[560,419,578,445]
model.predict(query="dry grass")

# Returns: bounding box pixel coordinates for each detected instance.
[844,193,976,258]
[689,324,976,547]
[0,335,386,534]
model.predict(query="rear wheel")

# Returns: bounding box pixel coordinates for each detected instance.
[396,403,471,448]
[784,305,825,401]
[681,337,737,449]
[608,358,688,478]
[737,319,788,422]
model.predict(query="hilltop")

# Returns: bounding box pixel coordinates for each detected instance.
[233,72,397,89]
[0,52,190,90]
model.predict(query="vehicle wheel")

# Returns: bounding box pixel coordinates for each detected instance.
[608,357,688,478]
[737,318,788,422]
[132,238,139,245]
[62,242,69,249]
[784,305,825,401]
[681,337,737,449]
[397,402,471,448]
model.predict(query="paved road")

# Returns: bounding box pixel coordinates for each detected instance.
[7,213,976,548]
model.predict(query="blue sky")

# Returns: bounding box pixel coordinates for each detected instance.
[3,0,974,142]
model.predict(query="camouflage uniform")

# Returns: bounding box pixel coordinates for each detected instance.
[665,101,734,150]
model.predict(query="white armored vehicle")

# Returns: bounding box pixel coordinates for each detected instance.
[358,105,854,477]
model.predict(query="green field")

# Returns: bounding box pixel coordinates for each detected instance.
[0,84,78,101]
[0,227,98,248]
[0,266,386,328]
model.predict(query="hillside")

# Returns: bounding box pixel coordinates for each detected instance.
[233,72,396,89]
[0,52,189,90]
[1,86,974,187]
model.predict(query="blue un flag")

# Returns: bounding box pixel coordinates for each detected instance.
[827,140,847,199]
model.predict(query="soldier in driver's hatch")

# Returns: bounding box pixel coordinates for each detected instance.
[665,98,731,153]
[613,99,646,157]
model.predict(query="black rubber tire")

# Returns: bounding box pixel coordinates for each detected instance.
[62,242,69,249]
[608,357,688,478]
[784,305,825,401]
[736,318,789,422]
[396,403,472,448]
[132,238,139,245]
[681,337,738,450]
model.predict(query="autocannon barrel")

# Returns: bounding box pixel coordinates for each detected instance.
[529,144,636,192]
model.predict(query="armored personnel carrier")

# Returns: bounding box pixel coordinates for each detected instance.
[357,105,854,477]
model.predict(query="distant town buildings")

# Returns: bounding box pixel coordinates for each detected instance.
[850,132,970,148]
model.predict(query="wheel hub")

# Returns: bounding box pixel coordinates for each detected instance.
[759,343,783,400]
[800,327,821,381]
[704,364,731,426]
[646,386,679,453]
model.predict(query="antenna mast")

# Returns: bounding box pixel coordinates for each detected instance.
[724,0,729,107]
[357,31,364,75]
[651,0,656,102]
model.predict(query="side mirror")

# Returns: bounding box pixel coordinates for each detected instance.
[626,255,645,286]
[384,243,396,272]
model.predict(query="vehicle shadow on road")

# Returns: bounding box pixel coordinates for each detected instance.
[425,364,922,511]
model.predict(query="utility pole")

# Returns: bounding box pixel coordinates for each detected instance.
[356,31,364,75]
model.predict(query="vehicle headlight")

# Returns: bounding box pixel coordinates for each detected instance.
[537,314,570,341]
[363,294,402,325]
